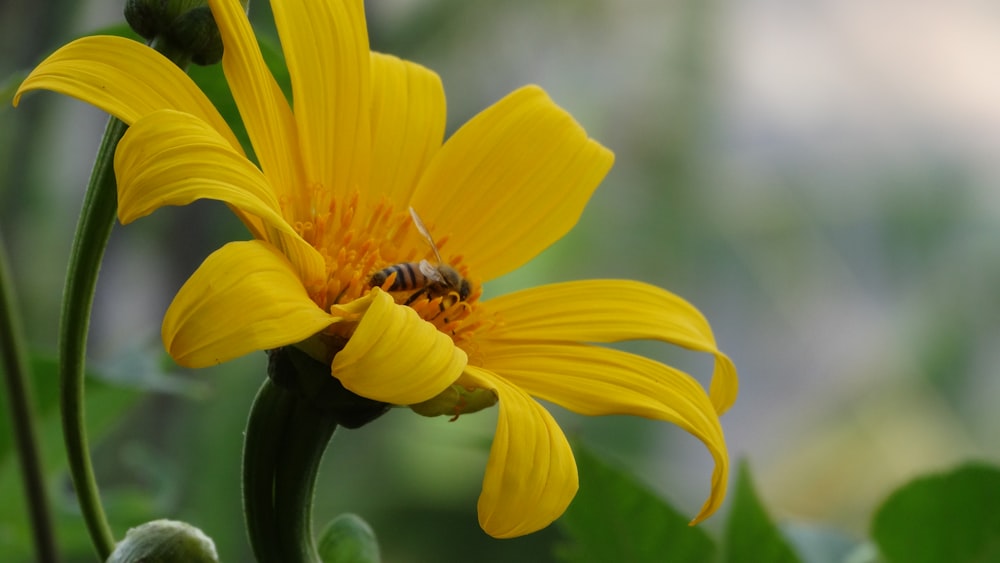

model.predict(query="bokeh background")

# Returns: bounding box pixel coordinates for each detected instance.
[3,0,1000,561]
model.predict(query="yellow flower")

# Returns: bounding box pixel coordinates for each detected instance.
[15,0,738,538]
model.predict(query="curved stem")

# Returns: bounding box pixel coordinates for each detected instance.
[57,37,192,560]
[242,377,295,562]
[243,375,339,563]
[59,114,126,559]
[273,396,338,562]
[0,234,59,563]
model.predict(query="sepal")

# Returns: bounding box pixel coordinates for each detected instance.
[410,382,498,420]
[268,346,390,429]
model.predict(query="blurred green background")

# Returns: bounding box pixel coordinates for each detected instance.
[3,0,1000,561]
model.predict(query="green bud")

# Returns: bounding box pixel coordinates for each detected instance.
[106,520,218,563]
[318,513,381,563]
[124,0,170,40]
[124,0,236,66]
[410,384,498,420]
[166,6,223,66]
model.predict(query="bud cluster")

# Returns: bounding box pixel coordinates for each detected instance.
[124,0,225,65]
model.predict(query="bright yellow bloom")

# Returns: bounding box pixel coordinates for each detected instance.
[15,0,738,538]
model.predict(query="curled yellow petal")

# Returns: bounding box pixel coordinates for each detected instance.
[462,366,579,538]
[115,110,283,223]
[477,342,729,524]
[13,35,241,151]
[479,279,738,414]
[163,241,336,368]
[331,289,466,405]
[114,109,325,286]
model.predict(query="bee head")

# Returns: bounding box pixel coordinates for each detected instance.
[369,270,388,287]
[439,266,472,301]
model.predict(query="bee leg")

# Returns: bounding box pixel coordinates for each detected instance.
[403,286,430,306]
[438,291,458,312]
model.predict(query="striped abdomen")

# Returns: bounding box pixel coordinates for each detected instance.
[370,262,427,292]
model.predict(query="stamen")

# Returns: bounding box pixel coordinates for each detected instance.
[305,193,482,346]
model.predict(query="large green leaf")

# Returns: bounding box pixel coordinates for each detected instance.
[554,444,716,563]
[871,463,1000,563]
[722,461,801,563]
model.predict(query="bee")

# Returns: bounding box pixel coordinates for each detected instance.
[370,207,471,305]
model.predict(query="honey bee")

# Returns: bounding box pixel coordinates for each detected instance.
[370,207,471,305]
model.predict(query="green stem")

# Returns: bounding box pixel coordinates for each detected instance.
[57,37,191,560]
[273,394,338,562]
[242,375,339,563]
[242,377,294,562]
[59,114,127,559]
[0,234,59,563]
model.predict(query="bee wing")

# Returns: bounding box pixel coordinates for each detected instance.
[409,207,445,265]
[418,259,445,283]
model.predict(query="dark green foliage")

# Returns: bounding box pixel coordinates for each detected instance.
[872,463,1000,563]
[555,444,716,563]
[722,461,801,563]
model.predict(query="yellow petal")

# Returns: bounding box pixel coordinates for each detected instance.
[114,110,325,286]
[13,36,241,151]
[331,289,466,405]
[477,342,729,524]
[163,241,336,367]
[479,279,738,414]
[461,365,578,538]
[272,0,371,200]
[369,52,445,204]
[208,0,306,217]
[410,85,613,282]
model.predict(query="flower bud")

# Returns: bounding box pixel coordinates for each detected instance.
[168,6,223,66]
[317,513,381,563]
[123,0,169,40]
[124,0,235,65]
[106,519,218,563]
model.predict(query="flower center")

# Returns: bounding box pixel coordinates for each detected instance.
[292,190,480,344]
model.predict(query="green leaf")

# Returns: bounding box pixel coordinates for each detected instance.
[554,444,716,563]
[722,461,801,563]
[318,513,381,563]
[92,341,209,399]
[871,463,1000,563]
[0,354,140,465]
